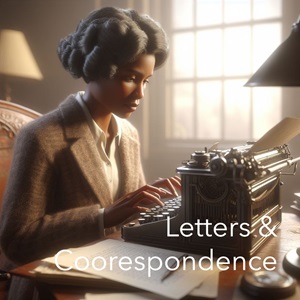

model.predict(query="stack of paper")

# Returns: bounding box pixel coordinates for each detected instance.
[33,239,219,300]
[84,271,219,299]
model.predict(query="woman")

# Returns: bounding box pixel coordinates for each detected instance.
[0,7,180,266]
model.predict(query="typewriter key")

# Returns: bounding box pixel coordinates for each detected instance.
[155,214,164,221]
[240,270,296,299]
[162,212,170,218]
[138,218,146,224]
[143,215,152,222]
[167,208,176,216]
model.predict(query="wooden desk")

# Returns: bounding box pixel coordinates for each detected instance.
[11,213,300,300]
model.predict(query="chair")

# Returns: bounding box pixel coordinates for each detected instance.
[0,100,41,202]
[0,100,41,298]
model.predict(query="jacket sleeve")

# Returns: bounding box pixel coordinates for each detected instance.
[0,125,102,265]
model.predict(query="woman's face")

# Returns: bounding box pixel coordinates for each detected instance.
[87,54,155,119]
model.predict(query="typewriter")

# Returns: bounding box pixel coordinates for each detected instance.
[122,142,300,258]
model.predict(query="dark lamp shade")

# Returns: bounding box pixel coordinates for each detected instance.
[245,18,300,87]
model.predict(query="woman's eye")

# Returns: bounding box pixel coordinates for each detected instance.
[143,79,150,87]
[125,76,136,82]
[122,75,150,86]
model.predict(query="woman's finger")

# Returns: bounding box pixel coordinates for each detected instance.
[168,176,181,190]
[128,190,164,207]
[152,178,178,197]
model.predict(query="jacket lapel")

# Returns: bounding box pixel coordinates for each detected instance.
[59,95,113,208]
[117,132,141,196]
[118,138,130,197]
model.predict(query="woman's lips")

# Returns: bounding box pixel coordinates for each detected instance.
[125,101,139,112]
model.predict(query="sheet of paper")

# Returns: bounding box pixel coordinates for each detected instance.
[85,292,169,300]
[250,117,300,153]
[33,262,101,279]
[189,270,219,298]
[84,267,220,300]
[33,262,140,292]
[43,239,217,300]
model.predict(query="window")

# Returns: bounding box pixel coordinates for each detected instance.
[164,0,282,143]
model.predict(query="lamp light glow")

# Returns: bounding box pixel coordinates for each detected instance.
[0,29,43,100]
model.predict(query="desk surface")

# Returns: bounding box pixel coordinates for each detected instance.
[11,212,300,300]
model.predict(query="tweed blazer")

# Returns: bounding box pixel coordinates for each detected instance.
[0,94,146,265]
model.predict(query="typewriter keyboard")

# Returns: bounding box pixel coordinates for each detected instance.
[137,196,182,225]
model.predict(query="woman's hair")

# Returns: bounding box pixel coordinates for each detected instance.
[57,7,169,82]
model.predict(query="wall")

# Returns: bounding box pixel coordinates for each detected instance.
[143,0,300,214]
[1,0,300,213]
[278,0,300,211]
[0,0,98,112]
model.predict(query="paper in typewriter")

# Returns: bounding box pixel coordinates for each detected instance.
[251,117,300,153]
[42,239,217,300]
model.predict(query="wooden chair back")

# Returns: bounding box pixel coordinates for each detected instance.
[0,100,41,204]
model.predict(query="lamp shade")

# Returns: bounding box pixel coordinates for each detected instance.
[0,29,43,80]
[245,16,300,87]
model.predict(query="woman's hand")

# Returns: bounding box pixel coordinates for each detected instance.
[103,184,168,228]
[151,175,181,197]
[103,176,181,228]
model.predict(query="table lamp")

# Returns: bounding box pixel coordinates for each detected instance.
[244,9,300,279]
[0,29,43,101]
[244,15,300,87]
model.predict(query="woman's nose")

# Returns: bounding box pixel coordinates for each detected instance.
[135,83,145,99]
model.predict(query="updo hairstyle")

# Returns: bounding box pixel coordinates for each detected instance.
[57,7,169,82]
